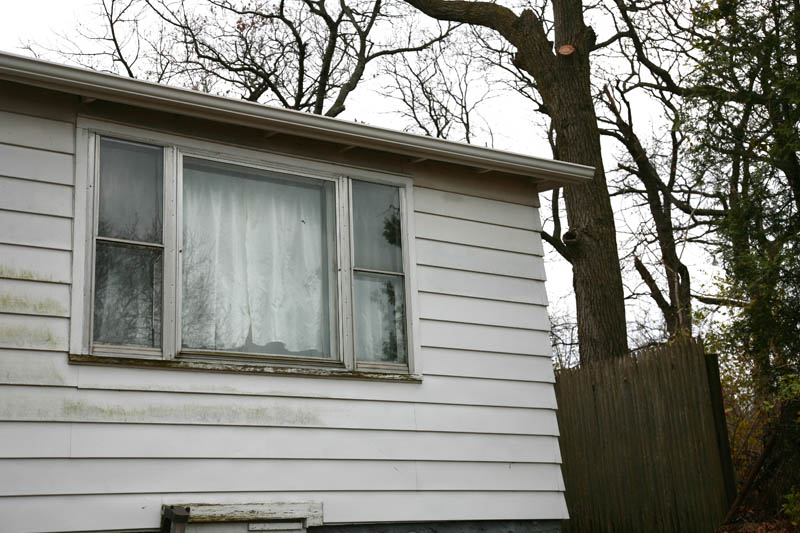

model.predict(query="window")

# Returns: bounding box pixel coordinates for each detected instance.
[74,125,415,374]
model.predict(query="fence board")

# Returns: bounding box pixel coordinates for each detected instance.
[555,339,734,533]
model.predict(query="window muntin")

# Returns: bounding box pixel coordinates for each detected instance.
[180,157,338,359]
[86,132,412,373]
[93,138,164,348]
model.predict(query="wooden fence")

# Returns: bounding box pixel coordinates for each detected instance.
[555,339,736,532]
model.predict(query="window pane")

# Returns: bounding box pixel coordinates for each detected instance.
[181,158,337,359]
[353,272,407,364]
[93,241,162,347]
[352,180,403,272]
[98,137,163,243]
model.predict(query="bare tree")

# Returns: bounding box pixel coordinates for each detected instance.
[31,0,455,117]
[380,35,495,144]
[599,85,695,339]
[402,0,630,363]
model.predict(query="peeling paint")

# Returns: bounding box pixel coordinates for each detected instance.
[0,265,54,282]
[68,353,422,383]
[0,324,62,349]
[0,294,68,316]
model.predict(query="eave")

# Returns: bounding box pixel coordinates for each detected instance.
[0,51,594,187]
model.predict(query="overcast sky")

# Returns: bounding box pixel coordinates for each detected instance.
[0,0,93,52]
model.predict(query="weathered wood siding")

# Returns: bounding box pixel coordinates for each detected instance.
[0,105,565,532]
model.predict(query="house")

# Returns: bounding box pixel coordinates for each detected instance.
[0,51,592,533]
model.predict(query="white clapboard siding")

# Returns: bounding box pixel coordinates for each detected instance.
[418,266,548,305]
[415,461,564,491]
[0,459,564,496]
[418,292,549,331]
[0,385,559,435]
[0,144,74,185]
[0,315,69,351]
[0,422,562,462]
[423,348,556,382]
[421,320,552,357]
[0,492,569,532]
[0,143,74,185]
[0,422,72,458]
[416,212,544,256]
[414,186,542,231]
[0,353,555,408]
[0,279,70,317]
[416,239,546,280]
[0,210,72,250]
[0,350,78,387]
[0,110,75,153]
[0,244,72,284]
[0,176,72,218]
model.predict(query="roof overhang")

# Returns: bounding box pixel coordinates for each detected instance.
[0,51,594,187]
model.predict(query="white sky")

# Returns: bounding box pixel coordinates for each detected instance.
[0,0,94,52]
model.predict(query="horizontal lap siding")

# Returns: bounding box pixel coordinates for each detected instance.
[1,459,565,495]
[416,239,547,279]
[0,422,562,461]
[0,106,565,531]
[0,210,72,250]
[0,492,570,532]
[0,176,73,217]
[0,143,74,185]
[0,112,75,366]
[0,385,558,435]
[418,266,548,305]
[0,279,70,317]
[0,351,557,407]
[0,244,72,284]
[0,110,75,154]
[410,186,565,521]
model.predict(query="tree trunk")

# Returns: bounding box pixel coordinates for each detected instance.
[403,0,629,361]
[545,55,628,361]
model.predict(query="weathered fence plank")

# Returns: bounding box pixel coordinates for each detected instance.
[555,339,735,532]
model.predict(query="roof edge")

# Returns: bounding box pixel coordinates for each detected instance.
[0,51,594,184]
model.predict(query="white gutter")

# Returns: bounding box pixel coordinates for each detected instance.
[0,51,594,184]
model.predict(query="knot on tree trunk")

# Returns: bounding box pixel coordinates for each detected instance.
[563,229,579,248]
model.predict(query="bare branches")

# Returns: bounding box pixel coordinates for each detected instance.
[24,0,153,78]
[379,36,494,144]
[34,0,452,117]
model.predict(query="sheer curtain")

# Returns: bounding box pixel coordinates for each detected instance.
[181,158,334,358]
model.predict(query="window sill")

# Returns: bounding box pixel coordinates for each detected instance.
[68,353,423,383]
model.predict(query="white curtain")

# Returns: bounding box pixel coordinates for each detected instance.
[181,161,331,357]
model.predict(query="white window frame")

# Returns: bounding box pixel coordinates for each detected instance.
[70,118,420,375]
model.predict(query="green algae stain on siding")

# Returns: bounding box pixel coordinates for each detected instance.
[0,265,55,283]
[0,294,68,317]
[61,398,324,427]
[0,324,64,350]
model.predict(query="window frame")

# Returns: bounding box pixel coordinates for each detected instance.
[70,118,419,376]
